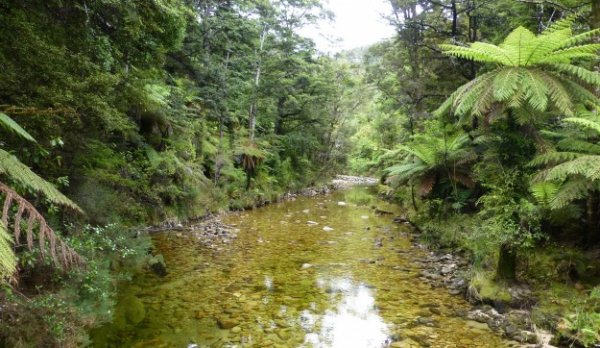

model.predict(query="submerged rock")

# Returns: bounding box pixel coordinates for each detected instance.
[149,254,168,277]
[216,316,239,330]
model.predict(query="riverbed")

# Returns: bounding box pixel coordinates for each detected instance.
[92,186,520,347]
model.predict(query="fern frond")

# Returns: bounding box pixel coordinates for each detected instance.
[0,222,16,280]
[469,77,497,118]
[500,26,537,66]
[542,14,577,35]
[385,163,427,183]
[0,149,81,211]
[434,90,458,117]
[551,64,600,86]
[531,181,559,205]
[561,79,600,106]
[545,155,600,181]
[551,178,589,209]
[560,28,600,48]
[519,69,549,111]
[563,117,600,134]
[454,71,498,116]
[493,68,521,101]
[539,73,574,116]
[537,44,600,64]
[0,113,36,142]
[439,43,513,65]
[525,29,572,65]
[529,151,582,167]
[557,139,600,155]
[0,182,83,269]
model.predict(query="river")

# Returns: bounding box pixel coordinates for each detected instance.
[92,186,520,348]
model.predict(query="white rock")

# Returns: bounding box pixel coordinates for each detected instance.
[301,263,312,269]
[307,221,319,225]
[337,201,347,206]
[323,226,334,231]
[302,209,310,214]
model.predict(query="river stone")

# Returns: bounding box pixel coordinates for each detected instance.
[114,295,146,327]
[231,326,242,334]
[216,316,238,329]
[149,254,168,277]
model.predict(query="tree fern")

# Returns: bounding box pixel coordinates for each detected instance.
[0,183,82,269]
[0,112,36,142]
[385,130,476,197]
[531,181,559,206]
[0,222,16,280]
[0,113,83,277]
[436,22,600,122]
[0,149,81,211]
[532,115,600,210]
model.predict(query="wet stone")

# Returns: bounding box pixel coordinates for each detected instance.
[96,187,522,348]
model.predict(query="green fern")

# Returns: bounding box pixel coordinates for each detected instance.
[0,222,16,280]
[436,22,600,122]
[531,181,559,206]
[531,115,600,210]
[0,112,36,142]
[0,149,81,211]
[385,130,475,196]
[0,113,83,277]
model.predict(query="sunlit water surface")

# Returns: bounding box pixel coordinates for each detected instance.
[92,187,518,348]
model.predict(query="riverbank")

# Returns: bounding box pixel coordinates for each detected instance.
[94,186,521,347]
[141,176,567,347]
[398,217,587,348]
[146,179,551,347]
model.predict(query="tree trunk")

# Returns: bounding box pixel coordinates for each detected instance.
[496,244,517,280]
[411,185,418,211]
[592,0,600,29]
[586,193,600,246]
[249,26,267,142]
[451,0,458,39]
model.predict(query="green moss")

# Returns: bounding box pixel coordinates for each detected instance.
[470,272,512,303]
[113,295,146,328]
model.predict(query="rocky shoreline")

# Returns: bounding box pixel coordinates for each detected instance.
[399,220,557,348]
[143,176,556,347]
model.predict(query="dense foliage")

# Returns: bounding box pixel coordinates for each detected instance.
[1,0,600,346]
[348,0,600,345]
[0,0,359,345]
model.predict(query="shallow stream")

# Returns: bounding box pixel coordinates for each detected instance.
[93,186,519,347]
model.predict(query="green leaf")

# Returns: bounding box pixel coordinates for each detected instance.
[0,113,36,142]
[0,149,82,211]
[0,222,16,281]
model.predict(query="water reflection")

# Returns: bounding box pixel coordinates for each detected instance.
[93,187,514,347]
[302,277,390,348]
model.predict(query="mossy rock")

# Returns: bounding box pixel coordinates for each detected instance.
[113,295,146,327]
[470,274,512,307]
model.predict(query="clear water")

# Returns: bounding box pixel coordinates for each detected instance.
[92,187,518,347]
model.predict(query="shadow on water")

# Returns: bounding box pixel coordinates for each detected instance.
[91,186,515,348]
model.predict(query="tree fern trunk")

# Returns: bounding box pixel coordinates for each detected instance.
[592,0,600,29]
[497,244,516,280]
[586,193,600,246]
[410,185,418,211]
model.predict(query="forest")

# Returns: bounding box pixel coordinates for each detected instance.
[1,0,600,347]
